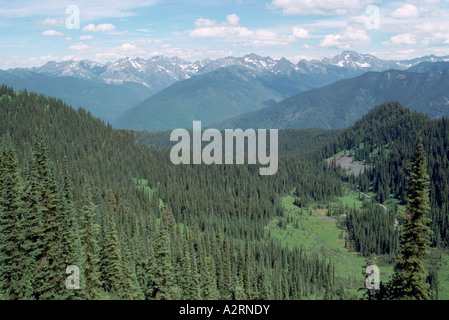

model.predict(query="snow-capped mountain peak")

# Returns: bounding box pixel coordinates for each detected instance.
[32,60,106,79]
[27,51,449,90]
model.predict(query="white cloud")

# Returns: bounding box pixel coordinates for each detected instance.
[425,45,449,56]
[142,45,235,63]
[270,0,378,15]
[36,18,65,27]
[286,54,312,63]
[189,14,305,47]
[79,35,94,40]
[69,42,89,50]
[383,33,417,45]
[0,55,61,69]
[120,43,139,51]
[134,38,163,44]
[376,5,449,49]
[226,13,240,26]
[0,0,158,21]
[190,15,253,39]
[301,18,349,29]
[420,32,449,46]
[320,26,370,49]
[371,49,417,60]
[94,42,146,61]
[62,55,75,61]
[87,39,236,64]
[415,20,449,34]
[391,4,419,19]
[292,27,311,39]
[42,29,64,37]
[82,23,116,32]
[407,0,438,4]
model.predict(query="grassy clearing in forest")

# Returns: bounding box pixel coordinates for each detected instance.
[269,192,449,299]
[268,195,394,298]
[133,178,164,207]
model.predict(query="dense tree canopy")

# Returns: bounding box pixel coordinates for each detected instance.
[0,86,447,301]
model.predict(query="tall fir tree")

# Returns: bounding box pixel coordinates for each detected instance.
[179,234,195,299]
[17,155,45,299]
[101,194,125,298]
[79,179,103,299]
[0,135,25,299]
[32,135,66,299]
[120,239,144,300]
[59,159,84,299]
[388,134,432,300]
[151,207,179,300]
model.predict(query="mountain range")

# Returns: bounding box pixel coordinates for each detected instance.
[28,51,449,85]
[1,51,449,127]
[216,67,449,130]
[112,52,449,131]
[112,65,362,131]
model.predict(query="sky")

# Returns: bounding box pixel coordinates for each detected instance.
[1,0,449,69]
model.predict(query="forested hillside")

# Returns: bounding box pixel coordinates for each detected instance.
[1,86,448,300]
[326,102,449,248]
[0,85,347,300]
[217,68,449,130]
[134,127,340,155]
[0,70,151,122]
[113,66,312,131]
[135,102,449,299]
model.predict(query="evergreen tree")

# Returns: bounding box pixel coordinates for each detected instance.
[121,240,144,300]
[0,135,25,299]
[32,136,65,300]
[230,271,246,300]
[179,235,198,299]
[17,156,44,299]
[101,195,124,298]
[201,255,220,300]
[152,219,178,300]
[59,160,84,299]
[79,179,103,300]
[388,135,432,300]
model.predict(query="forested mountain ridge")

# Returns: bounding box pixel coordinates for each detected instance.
[407,61,449,73]
[216,68,449,130]
[134,101,449,299]
[112,64,361,131]
[113,66,305,131]
[0,69,151,122]
[325,102,449,248]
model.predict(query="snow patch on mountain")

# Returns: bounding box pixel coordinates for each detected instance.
[27,51,449,89]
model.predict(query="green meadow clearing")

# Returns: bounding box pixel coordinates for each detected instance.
[268,191,449,299]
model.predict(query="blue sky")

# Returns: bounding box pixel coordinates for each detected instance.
[1,0,449,68]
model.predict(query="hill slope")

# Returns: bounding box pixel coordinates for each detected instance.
[407,61,449,73]
[0,85,343,300]
[326,101,449,247]
[0,69,151,122]
[216,68,449,130]
[113,66,315,131]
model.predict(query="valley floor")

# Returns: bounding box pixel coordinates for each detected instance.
[267,191,449,300]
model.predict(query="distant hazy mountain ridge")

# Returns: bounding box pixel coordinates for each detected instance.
[216,68,449,130]
[26,51,449,89]
[1,51,449,127]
